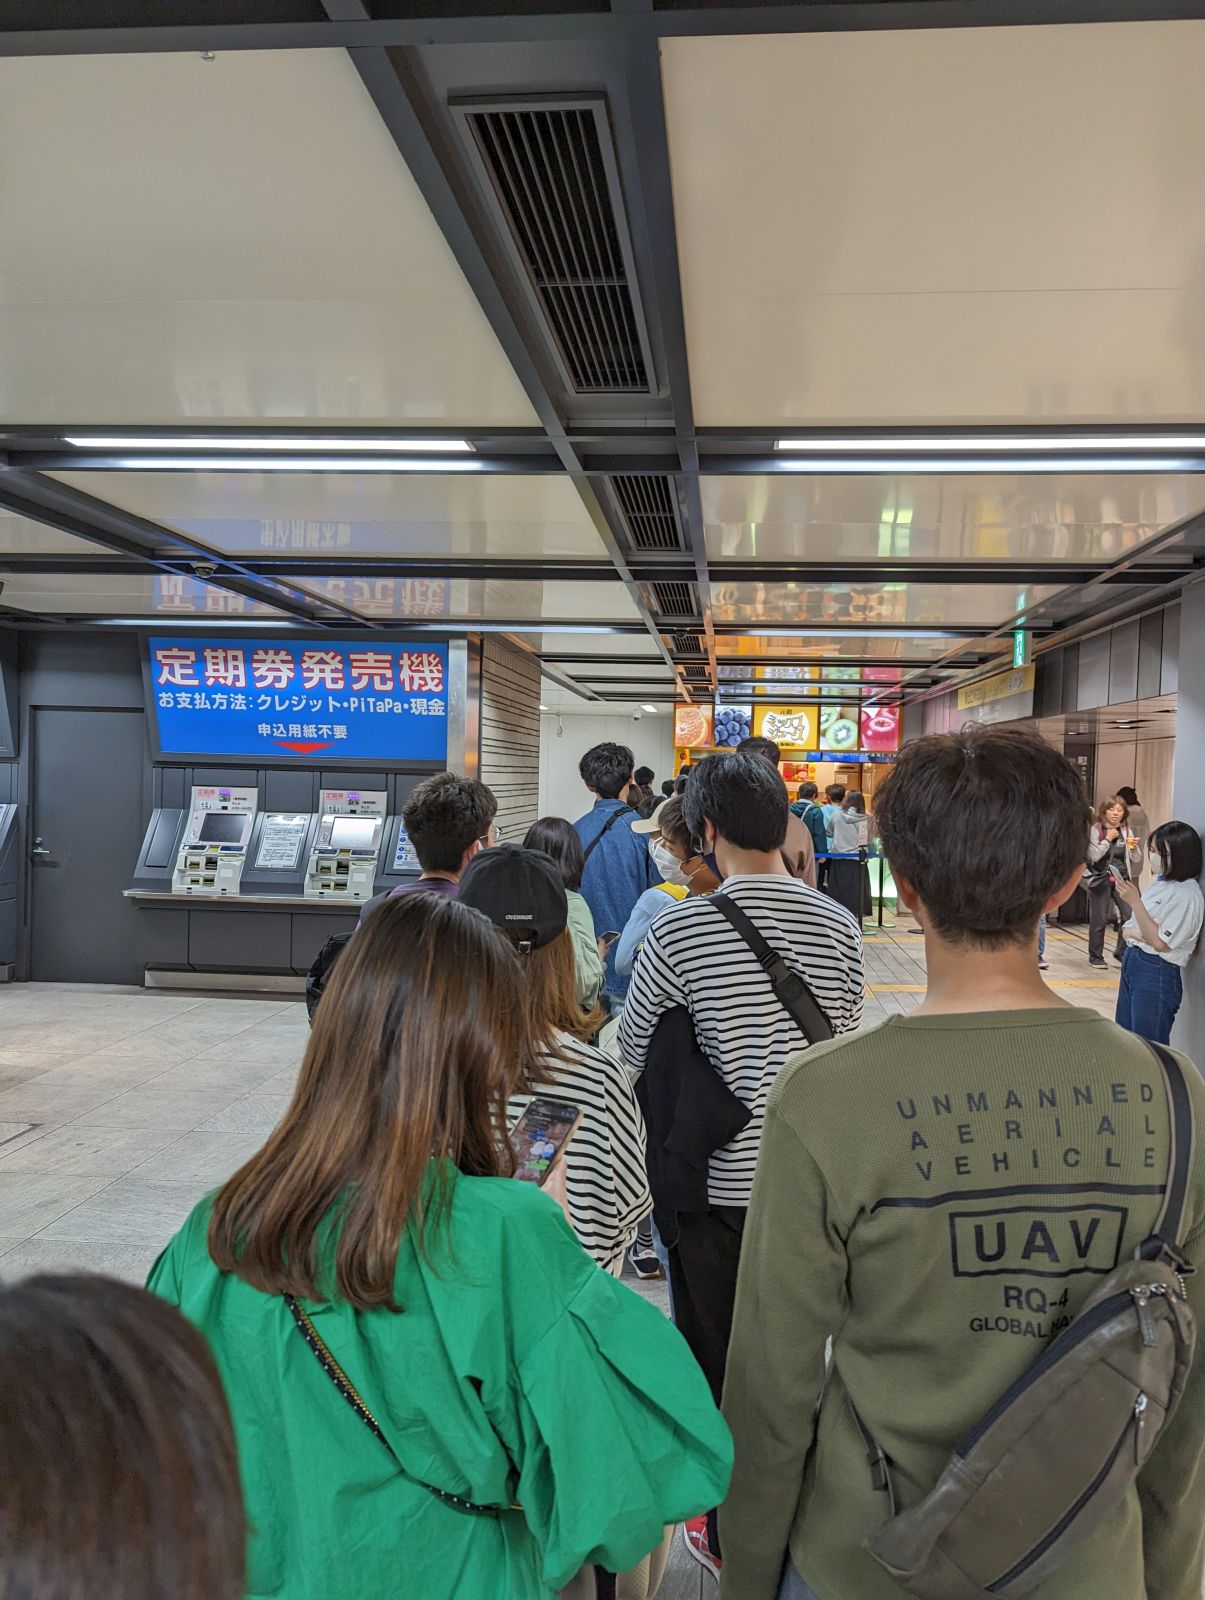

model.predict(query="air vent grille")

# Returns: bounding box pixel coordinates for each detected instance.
[671,631,705,656]
[682,665,711,683]
[458,97,654,394]
[651,581,699,619]
[611,474,683,551]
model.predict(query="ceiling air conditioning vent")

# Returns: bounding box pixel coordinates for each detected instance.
[611,474,684,552]
[671,631,705,656]
[454,95,655,395]
[651,580,699,620]
[682,666,711,684]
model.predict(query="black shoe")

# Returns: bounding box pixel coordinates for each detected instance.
[627,1243,663,1280]
[1089,955,1107,968]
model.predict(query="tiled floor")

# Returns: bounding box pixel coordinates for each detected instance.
[0,919,1121,1599]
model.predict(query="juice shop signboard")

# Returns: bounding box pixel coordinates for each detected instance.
[147,637,448,762]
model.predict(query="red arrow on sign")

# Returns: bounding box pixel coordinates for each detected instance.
[274,741,334,754]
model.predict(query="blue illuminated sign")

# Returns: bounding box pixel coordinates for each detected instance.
[148,637,448,762]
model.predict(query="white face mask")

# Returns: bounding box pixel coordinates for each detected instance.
[1149,852,1164,880]
[650,839,689,886]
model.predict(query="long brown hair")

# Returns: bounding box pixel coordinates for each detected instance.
[522,928,605,1055]
[0,1273,245,1600]
[209,893,526,1308]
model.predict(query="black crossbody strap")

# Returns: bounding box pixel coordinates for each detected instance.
[284,1295,504,1517]
[1145,1042,1196,1254]
[708,892,834,1045]
[582,805,636,866]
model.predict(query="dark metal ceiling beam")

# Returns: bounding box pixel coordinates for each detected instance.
[3,0,1199,55]
[326,22,690,697]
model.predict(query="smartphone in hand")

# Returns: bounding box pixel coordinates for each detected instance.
[509,1097,583,1187]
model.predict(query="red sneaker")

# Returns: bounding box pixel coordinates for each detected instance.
[682,1514,721,1579]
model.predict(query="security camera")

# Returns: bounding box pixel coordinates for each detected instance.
[190,561,219,580]
[632,711,643,722]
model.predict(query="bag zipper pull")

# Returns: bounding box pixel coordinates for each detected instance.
[1134,1392,1148,1463]
[1131,1286,1158,1347]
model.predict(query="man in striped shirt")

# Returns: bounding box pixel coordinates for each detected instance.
[619,752,863,1555]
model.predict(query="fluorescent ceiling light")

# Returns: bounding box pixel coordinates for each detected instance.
[101,456,483,474]
[65,435,472,453]
[640,703,660,713]
[774,434,1205,453]
[745,626,963,639]
[764,456,1197,475]
[95,617,297,628]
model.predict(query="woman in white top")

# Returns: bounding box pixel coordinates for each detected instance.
[1113,820,1204,1045]
[459,843,651,1275]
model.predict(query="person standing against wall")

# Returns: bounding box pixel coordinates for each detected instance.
[1117,786,1151,881]
[1112,819,1204,1044]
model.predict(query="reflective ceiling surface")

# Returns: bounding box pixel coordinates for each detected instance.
[0,8,1202,713]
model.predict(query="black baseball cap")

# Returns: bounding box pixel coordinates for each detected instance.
[458,843,568,952]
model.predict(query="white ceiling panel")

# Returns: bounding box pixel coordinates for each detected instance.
[48,470,610,561]
[0,572,284,617]
[663,22,1205,425]
[0,51,535,425]
[0,509,111,556]
[701,473,1205,563]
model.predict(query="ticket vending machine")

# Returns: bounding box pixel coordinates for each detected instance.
[304,789,386,902]
[171,786,258,896]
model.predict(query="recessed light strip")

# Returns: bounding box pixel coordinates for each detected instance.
[65,435,472,453]
[99,456,484,474]
[774,434,1205,453]
[763,456,1199,475]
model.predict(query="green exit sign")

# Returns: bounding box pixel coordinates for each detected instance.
[1013,630,1030,669]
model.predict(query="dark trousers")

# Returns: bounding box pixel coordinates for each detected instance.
[666,1205,748,1406]
[1086,877,1126,960]
[827,856,870,925]
[1116,945,1183,1045]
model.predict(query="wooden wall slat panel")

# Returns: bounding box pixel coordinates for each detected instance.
[479,639,541,841]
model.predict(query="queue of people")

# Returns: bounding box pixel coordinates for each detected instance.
[5,730,1205,1600]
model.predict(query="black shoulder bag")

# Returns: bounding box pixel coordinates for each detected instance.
[708,892,834,1045]
[582,804,636,866]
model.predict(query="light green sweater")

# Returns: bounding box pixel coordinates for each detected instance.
[720,1009,1205,1600]
[567,888,605,1009]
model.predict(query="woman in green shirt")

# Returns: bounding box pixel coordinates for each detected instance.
[149,892,730,1600]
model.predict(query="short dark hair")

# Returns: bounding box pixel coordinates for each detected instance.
[0,1274,246,1600]
[874,728,1087,950]
[737,735,781,766]
[661,780,674,797]
[1150,821,1203,883]
[654,794,692,857]
[826,784,846,803]
[402,773,497,874]
[675,764,693,796]
[634,766,654,788]
[682,752,788,855]
[1117,786,1140,807]
[798,781,819,801]
[579,742,634,799]
[523,816,586,891]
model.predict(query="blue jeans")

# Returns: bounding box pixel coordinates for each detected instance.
[1116,945,1183,1045]
[777,1562,823,1600]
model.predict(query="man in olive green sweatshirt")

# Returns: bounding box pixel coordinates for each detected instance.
[720,727,1205,1600]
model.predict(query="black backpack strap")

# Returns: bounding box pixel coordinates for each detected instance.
[582,805,635,866]
[1142,1042,1196,1259]
[709,892,834,1045]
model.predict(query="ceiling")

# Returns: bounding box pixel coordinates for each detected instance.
[2,3,1204,715]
